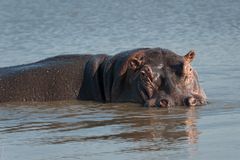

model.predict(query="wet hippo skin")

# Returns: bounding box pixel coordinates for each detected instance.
[0,48,207,107]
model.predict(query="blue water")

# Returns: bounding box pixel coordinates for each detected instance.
[0,0,240,160]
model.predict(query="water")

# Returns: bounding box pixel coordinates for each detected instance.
[0,0,240,159]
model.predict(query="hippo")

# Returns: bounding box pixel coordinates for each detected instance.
[0,48,207,107]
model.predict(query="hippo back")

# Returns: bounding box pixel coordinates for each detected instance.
[0,54,91,102]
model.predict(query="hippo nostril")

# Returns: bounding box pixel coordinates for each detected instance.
[184,97,197,106]
[159,99,169,108]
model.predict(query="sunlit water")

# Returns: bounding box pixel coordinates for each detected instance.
[0,0,240,160]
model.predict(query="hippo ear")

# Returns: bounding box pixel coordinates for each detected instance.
[184,50,195,63]
[128,54,145,70]
[129,57,142,70]
[118,50,145,76]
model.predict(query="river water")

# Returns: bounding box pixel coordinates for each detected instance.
[0,0,240,159]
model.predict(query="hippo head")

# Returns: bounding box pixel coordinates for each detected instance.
[108,48,207,107]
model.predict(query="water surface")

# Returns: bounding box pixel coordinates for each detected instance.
[0,0,240,159]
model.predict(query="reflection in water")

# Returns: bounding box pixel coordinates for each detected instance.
[0,101,199,154]
[185,108,198,145]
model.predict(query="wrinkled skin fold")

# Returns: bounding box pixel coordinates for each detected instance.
[0,48,207,107]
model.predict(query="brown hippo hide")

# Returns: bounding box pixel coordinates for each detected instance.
[0,48,207,107]
[0,55,92,102]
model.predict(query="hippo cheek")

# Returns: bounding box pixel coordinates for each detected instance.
[138,65,155,100]
[138,83,154,103]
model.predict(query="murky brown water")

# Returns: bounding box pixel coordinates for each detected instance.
[1,0,240,159]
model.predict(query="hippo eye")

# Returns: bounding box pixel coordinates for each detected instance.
[140,71,149,79]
